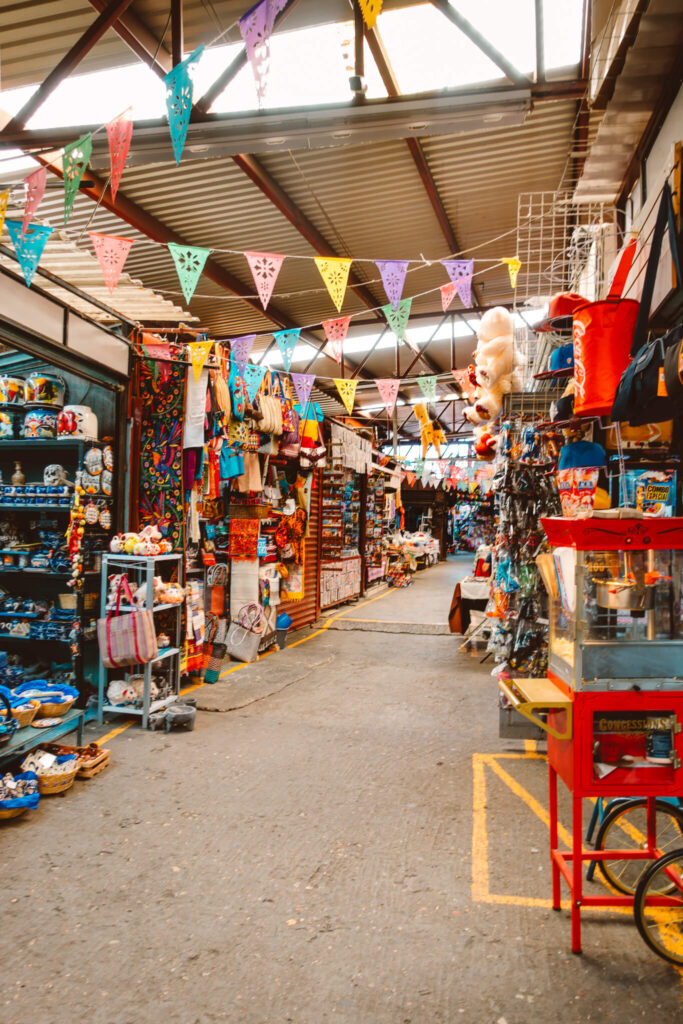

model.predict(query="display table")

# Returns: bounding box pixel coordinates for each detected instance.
[0,707,87,769]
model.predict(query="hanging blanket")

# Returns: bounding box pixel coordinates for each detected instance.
[228,518,260,560]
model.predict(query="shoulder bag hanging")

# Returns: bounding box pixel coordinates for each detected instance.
[572,236,639,417]
[611,182,683,426]
[97,574,158,668]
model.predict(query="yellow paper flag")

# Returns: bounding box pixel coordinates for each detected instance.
[0,191,8,238]
[188,340,213,382]
[501,256,522,289]
[334,377,358,415]
[314,257,352,313]
[358,0,383,30]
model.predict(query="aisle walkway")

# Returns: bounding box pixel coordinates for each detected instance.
[2,572,681,1023]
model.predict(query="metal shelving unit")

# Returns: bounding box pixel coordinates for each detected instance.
[97,553,183,729]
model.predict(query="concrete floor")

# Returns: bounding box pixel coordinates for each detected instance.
[2,558,682,1023]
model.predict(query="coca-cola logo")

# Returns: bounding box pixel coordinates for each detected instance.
[573,318,586,399]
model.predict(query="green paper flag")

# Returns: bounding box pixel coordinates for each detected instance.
[417,375,437,403]
[382,297,412,341]
[168,242,210,304]
[63,133,92,225]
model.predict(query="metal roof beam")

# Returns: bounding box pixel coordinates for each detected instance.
[231,152,381,316]
[2,0,136,135]
[171,0,184,68]
[364,22,484,308]
[429,0,531,87]
[86,0,172,75]
[534,0,545,83]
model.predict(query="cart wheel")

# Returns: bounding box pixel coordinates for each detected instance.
[633,849,683,965]
[594,799,683,896]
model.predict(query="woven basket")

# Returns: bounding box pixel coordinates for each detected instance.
[37,766,78,795]
[36,697,76,719]
[43,743,110,779]
[0,805,29,820]
[0,700,40,728]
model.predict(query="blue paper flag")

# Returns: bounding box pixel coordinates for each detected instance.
[163,46,204,164]
[273,329,300,372]
[5,219,53,287]
[244,363,266,403]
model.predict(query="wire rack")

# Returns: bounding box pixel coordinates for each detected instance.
[502,383,565,421]
[516,191,618,305]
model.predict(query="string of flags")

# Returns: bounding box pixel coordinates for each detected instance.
[140,338,477,422]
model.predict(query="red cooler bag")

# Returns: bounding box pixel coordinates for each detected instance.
[572,238,638,417]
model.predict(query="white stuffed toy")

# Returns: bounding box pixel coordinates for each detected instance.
[463,306,514,427]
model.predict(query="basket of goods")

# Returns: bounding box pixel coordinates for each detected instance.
[0,693,18,747]
[14,681,78,718]
[43,742,110,779]
[0,771,40,820]
[0,697,40,728]
[21,749,79,795]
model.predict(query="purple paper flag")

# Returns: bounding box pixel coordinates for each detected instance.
[375,259,409,311]
[441,259,473,308]
[291,372,314,408]
[231,334,255,375]
[239,0,286,104]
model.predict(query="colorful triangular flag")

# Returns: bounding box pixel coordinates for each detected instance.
[358,0,383,30]
[231,335,256,376]
[375,378,400,417]
[0,191,8,238]
[440,282,456,312]
[382,297,412,341]
[22,166,46,238]
[163,45,204,164]
[63,133,92,224]
[239,0,287,104]
[245,251,284,310]
[188,338,213,382]
[501,256,522,289]
[441,259,473,307]
[106,109,133,203]
[405,471,416,486]
[6,219,53,287]
[314,257,352,312]
[291,372,315,408]
[168,242,210,304]
[244,363,267,403]
[375,259,409,311]
[273,328,300,372]
[322,315,351,364]
[334,378,358,415]
[417,375,437,403]
[88,233,133,294]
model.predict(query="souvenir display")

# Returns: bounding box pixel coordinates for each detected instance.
[0,413,14,439]
[24,373,66,408]
[83,446,104,476]
[58,405,98,439]
[22,408,58,438]
[0,375,25,407]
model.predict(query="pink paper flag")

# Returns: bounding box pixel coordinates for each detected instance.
[291,372,315,408]
[22,166,47,237]
[440,282,456,312]
[88,232,133,293]
[375,378,400,417]
[245,251,285,309]
[106,110,133,203]
[322,315,351,364]
[441,259,473,307]
[231,334,255,375]
[438,460,449,477]
[375,259,409,311]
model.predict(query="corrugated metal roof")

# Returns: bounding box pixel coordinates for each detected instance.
[0,0,420,91]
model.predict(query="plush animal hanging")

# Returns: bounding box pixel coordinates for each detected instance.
[414,403,434,458]
[463,306,514,443]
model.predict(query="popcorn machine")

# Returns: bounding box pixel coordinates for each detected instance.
[498,516,683,954]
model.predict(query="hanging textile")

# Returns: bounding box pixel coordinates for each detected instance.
[137,345,186,550]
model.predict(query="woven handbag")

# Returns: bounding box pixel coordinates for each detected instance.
[97,574,158,668]
[226,602,264,663]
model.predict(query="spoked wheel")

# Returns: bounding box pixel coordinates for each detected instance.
[634,849,683,965]
[594,799,683,896]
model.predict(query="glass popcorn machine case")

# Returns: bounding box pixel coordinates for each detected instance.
[541,517,683,693]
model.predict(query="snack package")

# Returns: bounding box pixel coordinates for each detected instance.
[623,469,676,517]
[557,468,598,518]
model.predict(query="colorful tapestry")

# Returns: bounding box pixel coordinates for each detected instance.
[137,345,186,550]
[228,518,260,560]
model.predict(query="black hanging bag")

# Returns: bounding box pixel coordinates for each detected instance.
[611,183,683,426]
